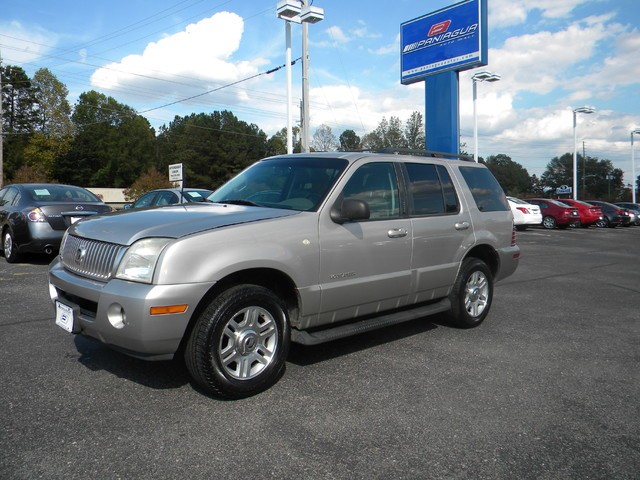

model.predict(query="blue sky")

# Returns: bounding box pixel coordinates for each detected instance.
[2,0,640,183]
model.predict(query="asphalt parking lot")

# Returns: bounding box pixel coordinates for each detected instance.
[1,226,639,479]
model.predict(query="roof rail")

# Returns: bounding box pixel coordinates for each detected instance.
[372,148,474,161]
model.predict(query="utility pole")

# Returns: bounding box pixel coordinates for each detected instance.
[301,0,309,153]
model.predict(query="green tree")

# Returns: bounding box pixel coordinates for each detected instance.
[266,126,300,156]
[484,154,532,196]
[387,116,406,148]
[541,153,624,201]
[156,111,267,189]
[338,129,361,151]
[55,91,155,187]
[22,69,75,180]
[361,116,407,150]
[32,68,74,137]
[404,111,425,150]
[1,64,38,180]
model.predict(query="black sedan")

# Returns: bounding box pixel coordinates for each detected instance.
[585,200,631,228]
[0,183,112,263]
[124,188,213,209]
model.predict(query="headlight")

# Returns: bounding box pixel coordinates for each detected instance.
[116,238,172,284]
[59,230,70,260]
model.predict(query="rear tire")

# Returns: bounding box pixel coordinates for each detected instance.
[2,229,22,263]
[542,216,556,229]
[184,285,290,399]
[447,258,493,328]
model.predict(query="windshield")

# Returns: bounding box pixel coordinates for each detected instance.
[208,157,348,211]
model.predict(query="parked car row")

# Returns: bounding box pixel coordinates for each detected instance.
[507,196,639,230]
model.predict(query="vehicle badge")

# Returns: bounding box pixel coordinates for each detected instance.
[75,205,84,211]
[75,246,87,264]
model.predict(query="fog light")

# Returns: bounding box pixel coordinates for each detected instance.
[107,304,126,329]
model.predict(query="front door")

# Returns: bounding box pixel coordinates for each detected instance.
[317,162,412,326]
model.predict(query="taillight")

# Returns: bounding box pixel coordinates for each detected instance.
[27,208,46,222]
[516,207,530,214]
[511,224,517,246]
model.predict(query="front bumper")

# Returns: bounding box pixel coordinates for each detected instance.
[48,257,216,360]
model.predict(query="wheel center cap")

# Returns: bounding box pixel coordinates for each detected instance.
[469,287,480,302]
[237,331,259,355]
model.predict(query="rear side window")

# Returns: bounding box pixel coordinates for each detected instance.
[459,166,509,212]
[0,187,19,207]
[405,163,459,215]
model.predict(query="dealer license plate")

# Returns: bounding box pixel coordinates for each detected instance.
[55,301,74,333]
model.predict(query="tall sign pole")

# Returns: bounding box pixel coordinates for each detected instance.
[401,0,488,155]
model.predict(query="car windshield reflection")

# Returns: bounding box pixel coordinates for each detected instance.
[208,156,348,212]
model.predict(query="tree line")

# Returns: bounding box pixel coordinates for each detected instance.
[0,64,630,201]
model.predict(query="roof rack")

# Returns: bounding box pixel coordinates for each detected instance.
[372,148,474,161]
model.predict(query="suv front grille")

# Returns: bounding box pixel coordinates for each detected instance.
[61,234,127,281]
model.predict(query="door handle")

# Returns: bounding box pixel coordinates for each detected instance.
[388,228,408,238]
[455,221,470,230]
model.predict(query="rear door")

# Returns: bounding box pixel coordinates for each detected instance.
[405,162,475,301]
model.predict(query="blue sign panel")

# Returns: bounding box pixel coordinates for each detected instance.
[401,0,487,84]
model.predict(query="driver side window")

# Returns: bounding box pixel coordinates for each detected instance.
[342,163,400,220]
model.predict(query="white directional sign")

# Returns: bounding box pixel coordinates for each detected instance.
[169,163,183,182]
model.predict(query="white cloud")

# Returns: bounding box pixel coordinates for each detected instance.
[325,25,350,44]
[90,12,268,100]
[369,33,399,55]
[583,30,640,89]
[0,20,57,63]
[487,20,612,95]
[490,0,593,27]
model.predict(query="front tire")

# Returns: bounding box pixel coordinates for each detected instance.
[447,258,493,328]
[185,285,290,399]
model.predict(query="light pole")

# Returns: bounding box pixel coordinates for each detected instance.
[471,71,500,162]
[572,106,595,200]
[631,128,640,203]
[276,1,301,154]
[276,1,324,154]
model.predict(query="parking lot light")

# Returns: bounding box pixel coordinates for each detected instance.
[572,106,595,200]
[573,105,596,200]
[472,71,501,162]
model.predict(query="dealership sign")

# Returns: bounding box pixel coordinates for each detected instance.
[401,0,487,84]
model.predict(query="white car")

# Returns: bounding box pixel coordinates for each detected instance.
[508,196,543,230]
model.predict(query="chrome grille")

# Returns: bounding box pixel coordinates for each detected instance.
[61,234,127,281]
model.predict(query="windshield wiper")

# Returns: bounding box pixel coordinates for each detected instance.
[216,199,260,207]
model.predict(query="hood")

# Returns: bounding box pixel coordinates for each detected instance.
[68,203,299,245]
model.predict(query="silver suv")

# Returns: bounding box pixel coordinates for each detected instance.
[49,152,519,398]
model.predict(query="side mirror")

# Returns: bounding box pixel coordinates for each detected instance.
[123,204,132,210]
[330,198,370,224]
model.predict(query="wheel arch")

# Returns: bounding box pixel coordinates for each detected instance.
[175,267,299,358]
[464,244,499,279]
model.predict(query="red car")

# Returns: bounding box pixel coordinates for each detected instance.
[525,198,580,229]
[556,198,603,228]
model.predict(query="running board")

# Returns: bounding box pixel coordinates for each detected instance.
[291,298,451,346]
